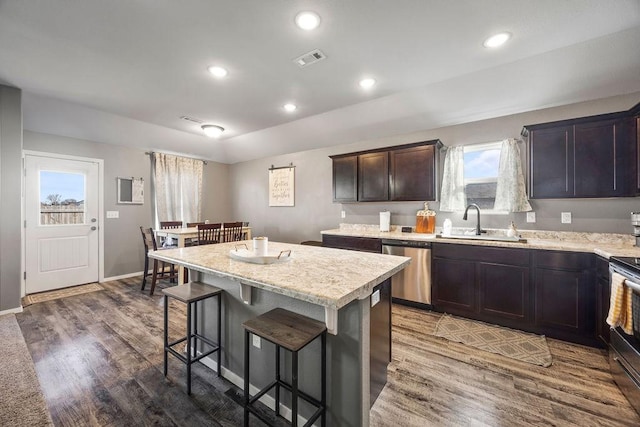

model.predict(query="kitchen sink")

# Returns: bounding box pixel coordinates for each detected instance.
[435,234,527,243]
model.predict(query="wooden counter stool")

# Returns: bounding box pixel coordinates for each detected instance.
[162,282,223,395]
[243,308,327,427]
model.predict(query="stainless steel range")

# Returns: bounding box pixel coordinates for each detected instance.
[608,256,640,415]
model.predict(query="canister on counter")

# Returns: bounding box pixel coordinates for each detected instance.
[416,202,436,234]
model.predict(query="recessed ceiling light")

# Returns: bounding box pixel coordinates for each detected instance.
[359,78,376,89]
[295,11,321,30]
[207,66,228,78]
[283,103,297,112]
[483,32,511,48]
[201,124,224,138]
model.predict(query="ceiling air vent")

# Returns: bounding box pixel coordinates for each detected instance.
[180,115,203,124]
[293,49,326,68]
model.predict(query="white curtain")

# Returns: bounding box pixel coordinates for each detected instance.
[152,153,203,226]
[439,146,467,212]
[494,138,532,212]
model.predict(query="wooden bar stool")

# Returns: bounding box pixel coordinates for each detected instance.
[243,308,327,427]
[162,281,223,395]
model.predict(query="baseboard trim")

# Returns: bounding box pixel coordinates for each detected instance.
[0,306,24,316]
[102,271,145,282]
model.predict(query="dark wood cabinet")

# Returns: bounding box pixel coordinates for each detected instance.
[432,243,530,326]
[525,113,637,199]
[332,155,358,202]
[532,250,597,346]
[358,152,389,201]
[596,256,611,345]
[322,234,382,253]
[389,144,436,201]
[330,140,441,203]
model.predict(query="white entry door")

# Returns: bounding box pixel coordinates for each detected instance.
[25,154,100,294]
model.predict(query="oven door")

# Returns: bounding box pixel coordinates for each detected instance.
[610,329,640,415]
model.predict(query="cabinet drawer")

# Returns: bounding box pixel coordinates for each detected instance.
[433,243,529,266]
[322,234,382,253]
[533,250,593,271]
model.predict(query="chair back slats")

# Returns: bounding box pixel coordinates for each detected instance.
[221,221,244,243]
[140,226,159,251]
[160,221,183,229]
[187,222,205,228]
[198,223,222,245]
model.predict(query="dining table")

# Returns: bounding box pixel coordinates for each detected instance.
[155,225,252,284]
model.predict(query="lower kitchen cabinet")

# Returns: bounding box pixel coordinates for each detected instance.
[596,256,611,345]
[532,250,598,347]
[432,243,530,327]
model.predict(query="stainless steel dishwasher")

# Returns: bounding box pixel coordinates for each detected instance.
[381,239,431,305]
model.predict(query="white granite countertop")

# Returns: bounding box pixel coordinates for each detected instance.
[148,240,410,310]
[321,224,640,259]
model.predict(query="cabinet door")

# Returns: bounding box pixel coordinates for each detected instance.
[478,262,530,322]
[529,126,574,198]
[332,155,358,202]
[389,144,436,201]
[432,257,477,315]
[595,256,610,344]
[574,118,632,197]
[358,152,389,201]
[534,268,594,335]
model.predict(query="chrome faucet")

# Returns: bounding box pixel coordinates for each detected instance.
[463,203,482,235]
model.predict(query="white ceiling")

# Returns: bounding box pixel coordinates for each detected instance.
[1,0,639,164]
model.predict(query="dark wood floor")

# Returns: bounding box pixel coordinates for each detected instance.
[16,277,640,426]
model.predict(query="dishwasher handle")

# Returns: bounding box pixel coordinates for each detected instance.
[381,239,431,249]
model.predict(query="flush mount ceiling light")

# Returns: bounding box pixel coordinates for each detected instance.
[295,11,321,30]
[283,103,297,112]
[201,124,225,138]
[207,66,228,78]
[483,32,511,48]
[359,78,376,89]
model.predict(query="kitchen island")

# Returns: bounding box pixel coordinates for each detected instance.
[149,240,410,427]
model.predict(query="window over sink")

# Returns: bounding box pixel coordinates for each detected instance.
[463,141,502,212]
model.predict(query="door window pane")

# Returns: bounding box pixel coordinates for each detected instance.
[39,171,85,225]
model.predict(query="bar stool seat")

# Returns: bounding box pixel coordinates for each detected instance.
[243,308,327,427]
[162,281,223,395]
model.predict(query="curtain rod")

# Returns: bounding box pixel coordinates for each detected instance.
[269,162,295,171]
[145,151,208,165]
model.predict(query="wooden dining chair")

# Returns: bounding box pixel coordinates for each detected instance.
[140,226,179,295]
[186,222,205,227]
[184,222,205,245]
[159,221,182,247]
[222,221,244,243]
[197,223,222,245]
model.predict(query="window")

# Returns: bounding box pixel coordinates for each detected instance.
[39,170,86,225]
[463,142,501,211]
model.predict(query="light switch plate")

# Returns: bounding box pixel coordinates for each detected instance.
[106,211,119,219]
[526,212,536,223]
[561,212,572,224]
[252,334,261,349]
[341,210,346,219]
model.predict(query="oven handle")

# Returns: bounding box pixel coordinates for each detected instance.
[625,279,640,293]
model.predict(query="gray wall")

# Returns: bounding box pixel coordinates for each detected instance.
[23,131,232,279]
[229,92,640,243]
[0,85,23,311]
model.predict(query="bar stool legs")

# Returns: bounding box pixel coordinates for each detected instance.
[243,308,327,426]
[162,282,223,395]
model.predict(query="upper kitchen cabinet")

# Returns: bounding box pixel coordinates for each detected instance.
[332,155,358,202]
[330,140,441,203]
[358,151,389,201]
[389,143,436,201]
[524,107,638,199]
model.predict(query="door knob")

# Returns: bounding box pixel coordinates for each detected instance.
[91,226,97,231]
[91,218,97,222]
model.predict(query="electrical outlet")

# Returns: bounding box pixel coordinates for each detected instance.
[371,289,381,307]
[526,212,536,223]
[561,212,572,224]
[252,334,261,349]
[341,210,346,219]
[106,211,119,219]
